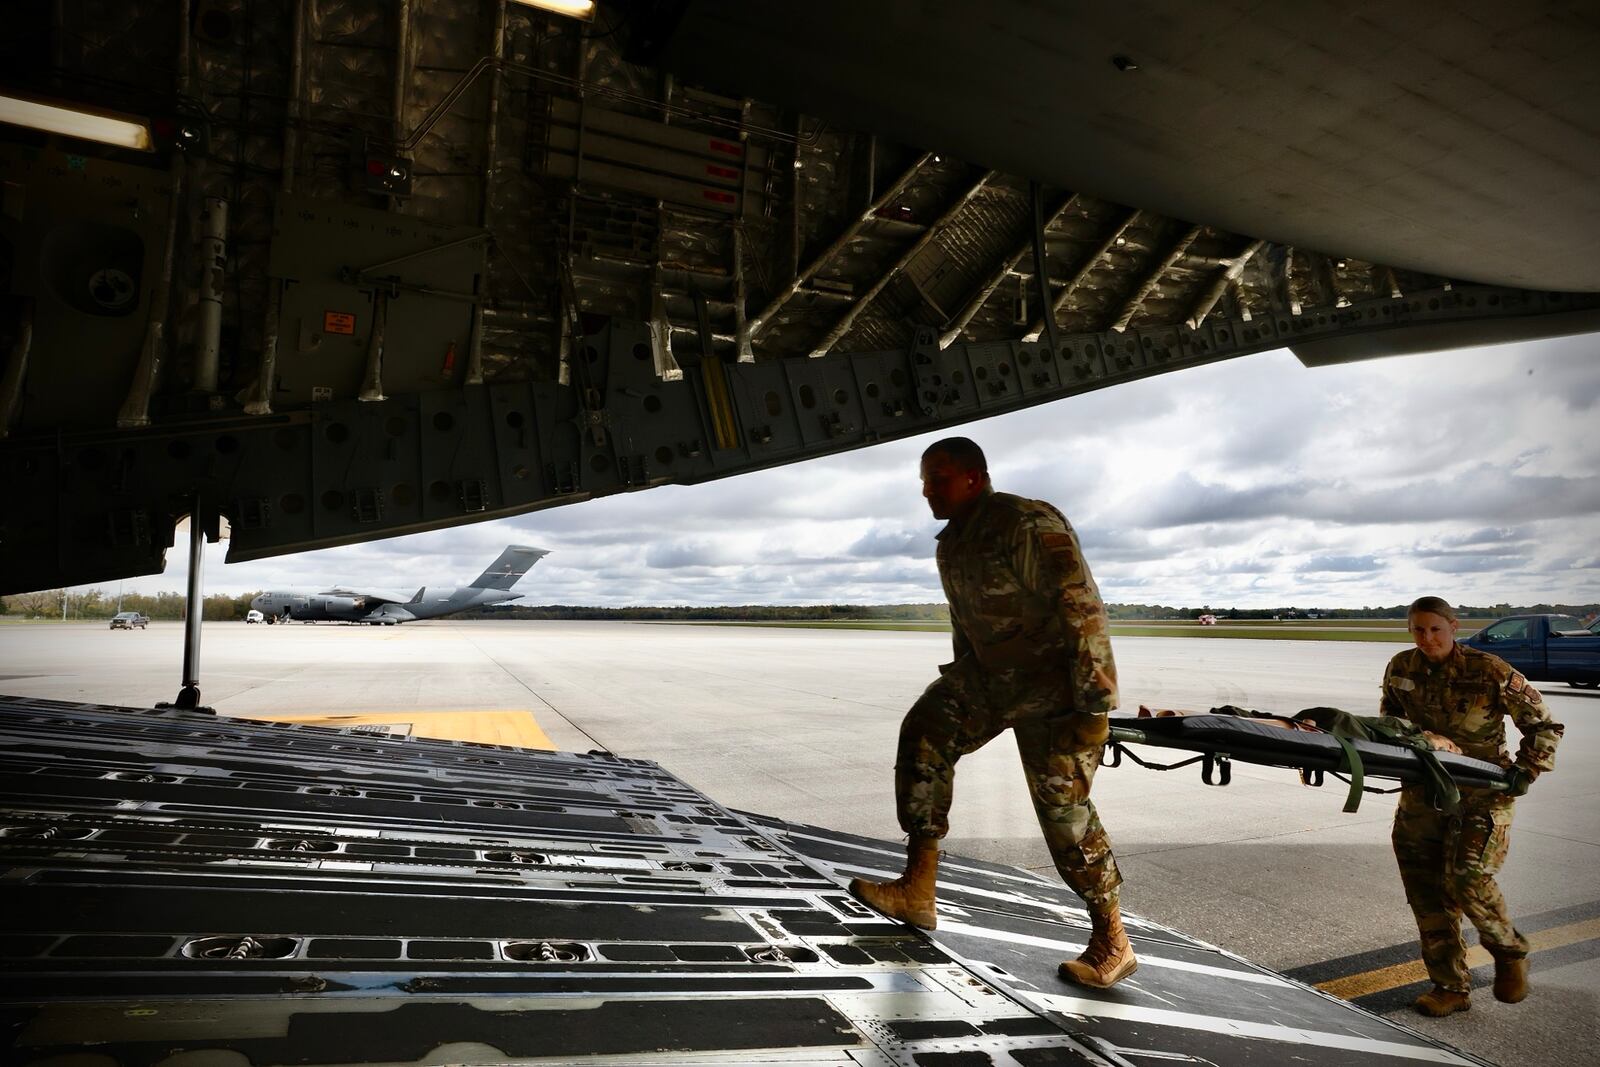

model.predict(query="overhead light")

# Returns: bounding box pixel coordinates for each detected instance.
[0,92,154,151]
[510,0,596,20]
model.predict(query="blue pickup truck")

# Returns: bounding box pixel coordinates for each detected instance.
[1459,613,1600,689]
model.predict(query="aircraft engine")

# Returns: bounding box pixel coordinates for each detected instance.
[312,596,359,616]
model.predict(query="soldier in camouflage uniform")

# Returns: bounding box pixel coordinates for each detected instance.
[849,437,1135,988]
[1382,596,1563,1017]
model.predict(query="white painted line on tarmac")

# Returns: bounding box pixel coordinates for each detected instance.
[1021,991,1480,1065]
[936,919,1290,987]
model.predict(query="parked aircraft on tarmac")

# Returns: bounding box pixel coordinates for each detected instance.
[249,546,548,625]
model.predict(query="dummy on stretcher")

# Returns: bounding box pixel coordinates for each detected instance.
[1104,705,1511,813]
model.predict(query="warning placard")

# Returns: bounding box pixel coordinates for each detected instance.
[323,311,356,335]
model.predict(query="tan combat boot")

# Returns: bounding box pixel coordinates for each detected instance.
[1059,901,1138,988]
[1488,947,1529,1003]
[1413,985,1471,1017]
[849,836,939,929]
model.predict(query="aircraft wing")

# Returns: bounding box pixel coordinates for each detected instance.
[315,588,414,607]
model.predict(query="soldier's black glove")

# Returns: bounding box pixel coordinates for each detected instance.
[1504,766,1534,798]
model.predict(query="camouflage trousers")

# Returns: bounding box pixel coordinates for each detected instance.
[1393,785,1528,992]
[894,657,1122,909]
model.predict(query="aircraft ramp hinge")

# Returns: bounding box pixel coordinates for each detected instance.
[820,412,855,438]
[908,329,943,416]
[544,463,579,496]
[105,508,152,548]
[457,479,489,512]
[350,488,385,524]
[233,497,272,531]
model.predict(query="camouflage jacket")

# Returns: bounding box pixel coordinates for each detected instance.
[936,489,1118,715]
[1379,644,1563,774]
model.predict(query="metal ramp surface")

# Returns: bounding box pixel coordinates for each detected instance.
[0,696,1487,1066]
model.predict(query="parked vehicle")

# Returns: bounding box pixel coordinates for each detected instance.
[1459,613,1600,689]
[108,612,148,630]
[1197,614,1218,626]
[245,609,264,624]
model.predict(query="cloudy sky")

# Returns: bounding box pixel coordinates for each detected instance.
[108,333,1599,610]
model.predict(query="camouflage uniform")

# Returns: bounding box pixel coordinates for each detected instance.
[896,489,1122,907]
[1380,644,1563,992]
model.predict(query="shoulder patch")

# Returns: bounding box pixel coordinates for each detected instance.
[1390,676,1416,692]
[1507,672,1526,693]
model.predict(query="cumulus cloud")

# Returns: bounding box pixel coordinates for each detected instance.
[1134,467,1600,529]
[1419,554,1531,575]
[644,542,726,568]
[1299,555,1385,573]
[1434,527,1531,549]
[848,527,927,559]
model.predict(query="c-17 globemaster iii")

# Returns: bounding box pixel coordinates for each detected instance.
[250,546,548,626]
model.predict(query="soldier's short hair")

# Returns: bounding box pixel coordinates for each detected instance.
[922,437,987,473]
[1407,596,1457,623]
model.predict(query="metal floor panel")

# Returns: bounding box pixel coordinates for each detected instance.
[0,695,1490,1067]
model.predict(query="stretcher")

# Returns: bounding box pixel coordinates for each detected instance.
[1105,710,1513,811]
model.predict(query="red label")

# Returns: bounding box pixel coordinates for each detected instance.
[705,163,739,180]
[324,311,356,335]
[702,190,736,204]
[708,139,742,157]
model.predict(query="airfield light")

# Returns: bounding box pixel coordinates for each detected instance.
[510,0,596,20]
[0,93,155,151]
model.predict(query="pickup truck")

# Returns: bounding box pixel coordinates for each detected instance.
[1459,613,1600,689]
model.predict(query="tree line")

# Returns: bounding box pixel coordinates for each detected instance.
[2,592,1594,623]
[0,589,258,621]
[1105,603,1600,621]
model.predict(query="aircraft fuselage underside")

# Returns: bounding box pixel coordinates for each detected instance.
[5,275,1595,594]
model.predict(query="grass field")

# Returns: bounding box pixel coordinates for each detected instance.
[688,617,1484,643]
[688,618,1490,642]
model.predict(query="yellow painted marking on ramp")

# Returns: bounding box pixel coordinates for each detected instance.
[239,709,555,750]
[1317,916,1600,1000]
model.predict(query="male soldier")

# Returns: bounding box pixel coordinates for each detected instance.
[1383,596,1563,1017]
[849,437,1134,988]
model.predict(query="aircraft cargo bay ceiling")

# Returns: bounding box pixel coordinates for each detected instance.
[1,0,1598,593]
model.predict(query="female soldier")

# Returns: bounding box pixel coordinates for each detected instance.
[1382,596,1563,1016]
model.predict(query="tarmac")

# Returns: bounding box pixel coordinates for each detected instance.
[3,617,1596,1066]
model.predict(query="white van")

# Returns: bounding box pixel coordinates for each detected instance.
[245,609,264,624]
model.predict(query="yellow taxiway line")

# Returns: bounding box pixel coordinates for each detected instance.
[238,709,555,750]
[1317,916,1600,1000]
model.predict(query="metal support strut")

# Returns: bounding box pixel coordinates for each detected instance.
[173,499,216,712]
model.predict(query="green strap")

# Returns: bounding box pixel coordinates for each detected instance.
[1411,742,1461,815]
[1328,728,1365,813]
[1296,706,1462,815]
